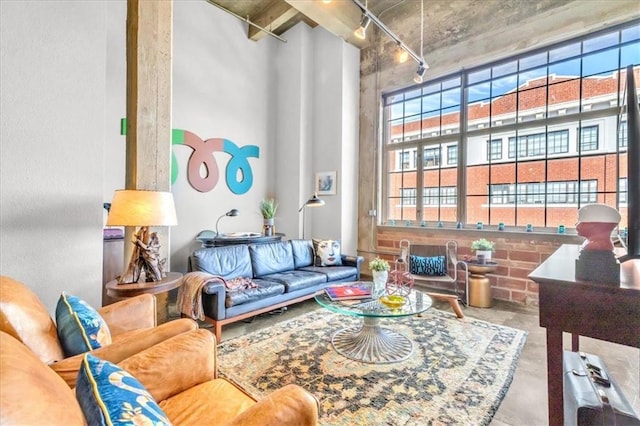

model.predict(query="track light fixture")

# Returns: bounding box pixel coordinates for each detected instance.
[351,0,428,81]
[414,63,427,83]
[354,14,371,40]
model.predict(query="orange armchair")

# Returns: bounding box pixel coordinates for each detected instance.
[0,275,197,387]
[0,329,319,425]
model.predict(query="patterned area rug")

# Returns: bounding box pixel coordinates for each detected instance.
[217,308,527,426]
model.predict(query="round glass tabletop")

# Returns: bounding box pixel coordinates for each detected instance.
[314,283,432,319]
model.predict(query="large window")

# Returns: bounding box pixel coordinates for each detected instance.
[382,20,638,229]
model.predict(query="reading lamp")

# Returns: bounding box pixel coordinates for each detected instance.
[106,189,178,284]
[298,193,325,239]
[215,208,239,237]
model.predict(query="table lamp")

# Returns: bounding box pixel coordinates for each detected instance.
[215,208,239,237]
[298,193,325,239]
[106,189,178,284]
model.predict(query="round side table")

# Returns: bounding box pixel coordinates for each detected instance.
[106,272,183,323]
[467,262,497,308]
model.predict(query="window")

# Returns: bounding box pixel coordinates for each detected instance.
[382,21,637,229]
[447,145,458,165]
[424,186,457,205]
[402,188,417,205]
[579,125,599,151]
[490,180,597,204]
[548,130,569,154]
[620,177,627,203]
[487,139,502,161]
[619,122,628,148]
[423,147,441,167]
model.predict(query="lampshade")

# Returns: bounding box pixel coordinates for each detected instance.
[106,190,178,227]
[305,193,325,208]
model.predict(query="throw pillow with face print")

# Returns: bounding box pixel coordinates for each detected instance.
[312,239,343,267]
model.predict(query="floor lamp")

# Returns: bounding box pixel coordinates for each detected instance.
[298,193,325,239]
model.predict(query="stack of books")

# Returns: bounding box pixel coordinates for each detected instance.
[324,283,372,301]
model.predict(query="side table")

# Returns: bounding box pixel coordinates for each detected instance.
[106,272,183,324]
[467,262,497,308]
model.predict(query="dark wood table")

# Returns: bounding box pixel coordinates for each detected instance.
[195,230,284,248]
[106,272,183,323]
[528,244,640,425]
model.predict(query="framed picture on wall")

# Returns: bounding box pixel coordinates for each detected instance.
[315,171,337,195]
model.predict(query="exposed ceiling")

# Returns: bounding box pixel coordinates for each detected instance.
[204,0,406,47]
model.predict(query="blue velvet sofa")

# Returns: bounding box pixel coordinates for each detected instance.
[188,239,364,341]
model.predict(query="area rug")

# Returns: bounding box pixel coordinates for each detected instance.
[217,308,527,426]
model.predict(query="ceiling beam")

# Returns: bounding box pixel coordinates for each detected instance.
[248,0,300,41]
[284,0,366,48]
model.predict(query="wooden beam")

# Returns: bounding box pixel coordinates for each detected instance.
[125,0,173,272]
[248,0,300,41]
[284,0,366,48]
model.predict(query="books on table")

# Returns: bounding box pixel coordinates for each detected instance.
[325,283,372,301]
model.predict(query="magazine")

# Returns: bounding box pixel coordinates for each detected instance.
[325,283,372,301]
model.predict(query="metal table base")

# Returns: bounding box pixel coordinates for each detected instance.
[331,316,414,364]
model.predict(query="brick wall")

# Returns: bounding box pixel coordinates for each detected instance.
[364,227,584,307]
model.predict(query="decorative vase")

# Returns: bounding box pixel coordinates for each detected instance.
[475,250,492,262]
[372,270,389,297]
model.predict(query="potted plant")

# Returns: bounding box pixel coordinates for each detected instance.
[259,198,278,236]
[471,238,495,261]
[369,257,390,297]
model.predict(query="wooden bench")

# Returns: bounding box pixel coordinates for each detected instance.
[398,240,469,318]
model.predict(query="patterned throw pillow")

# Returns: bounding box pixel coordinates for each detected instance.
[312,239,343,267]
[76,353,171,426]
[409,255,447,276]
[56,292,111,357]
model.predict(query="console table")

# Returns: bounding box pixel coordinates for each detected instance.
[528,244,640,425]
[195,230,284,248]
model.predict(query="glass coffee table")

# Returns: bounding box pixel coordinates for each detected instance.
[315,284,432,364]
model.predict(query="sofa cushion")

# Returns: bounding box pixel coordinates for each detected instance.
[260,270,327,293]
[190,245,253,280]
[312,239,343,266]
[56,292,111,357]
[298,265,357,281]
[290,239,314,268]
[410,254,447,276]
[225,279,285,308]
[76,353,171,426]
[249,242,294,277]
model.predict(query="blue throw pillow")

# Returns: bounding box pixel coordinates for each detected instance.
[410,255,447,276]
[76,353,171,426]
[312,239,343,266]
[56,292,111,357]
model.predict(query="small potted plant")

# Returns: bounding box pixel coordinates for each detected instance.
[471,238,495,261]
[369,257,390,297]
[259,198,278,235]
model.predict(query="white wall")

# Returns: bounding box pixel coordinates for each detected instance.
[1,0,360,315]
[1,1,107,311]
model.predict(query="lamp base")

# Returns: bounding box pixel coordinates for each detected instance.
[117,226,167,284]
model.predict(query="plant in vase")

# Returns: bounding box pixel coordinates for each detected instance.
[259,198,278,236]
[471,238,495,262]
[369,257,390,297]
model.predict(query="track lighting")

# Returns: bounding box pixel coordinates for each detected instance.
[414,63,427,84]
[354,14,371,40]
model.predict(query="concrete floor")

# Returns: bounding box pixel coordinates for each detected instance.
[188,297,640,425]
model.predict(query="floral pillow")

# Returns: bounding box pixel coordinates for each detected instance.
[56,292,111,357]
[312,239,343,267]
[76,353,171,425]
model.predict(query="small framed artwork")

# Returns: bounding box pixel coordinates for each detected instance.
[315,171,337,195]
